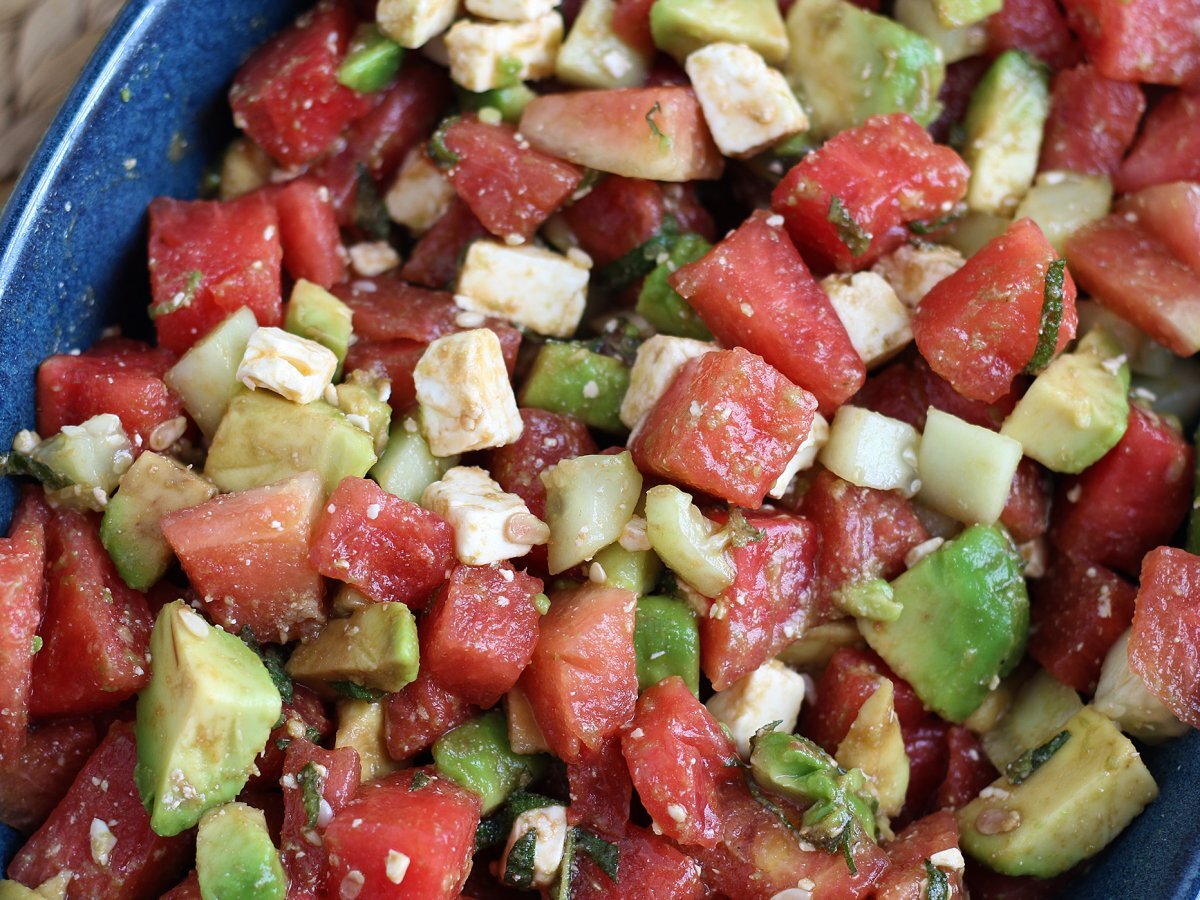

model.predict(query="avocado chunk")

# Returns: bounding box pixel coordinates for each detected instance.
[164,307,259,438]
[785,0,944,138]
[0,883,38,900]
[196,802,286,900]
[557,0,652,88]
[541,451,642,574]
[958,707,1158,877]
[136,601,282,836]
[981,668,1083,769]
[634,594,701,694]
[458,82,539,123]
[336,370,393,455]
[650,0,789,65]
[893,0,987,64]
[204,388,377,494]
[284,280,354,378]
[860,525,1029,722]
[835,678,909,819]
[519,342,631,433]
[335,698,401,783]
[1000,328,1130,474]
[643,483,734,598]
[635,233,714,341]
[962,50,1050,215]
[432,710,549,814]
[931,0,999,27]
[3,414,133,512]
[286,601,419,695]
[101,451,218,590]
[592,541,662,595]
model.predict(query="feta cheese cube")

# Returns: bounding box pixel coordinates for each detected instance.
[386,146,456,233]
[348,240,401,277]
[820,405,922,497]
[502,804,569,888]
[706,659,808,758]
[619,335,717,429]
[237,326,338,405]
[821,271,912,369]
[445,14,563,92]
[684,43,808,159]
[415,328,524,455]
[466,0,558,21]
[456,241,590,338]
[422,466,550,565]
[377,0,460,49]
[871,242,965,308]
[768,412,830,499]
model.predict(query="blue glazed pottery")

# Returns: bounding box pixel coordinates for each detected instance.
[0,1,1196,897]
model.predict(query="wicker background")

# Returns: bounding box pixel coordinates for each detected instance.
[0,0,124,205]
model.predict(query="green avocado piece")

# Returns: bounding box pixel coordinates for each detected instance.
[164,307,259,438]
[204,388,377,494]
[958,707,1158,877]
[101,451,218,590]
[557,0,652,89]
[432,710,549,814]
[962,50,1050,215]
[284,280,354,378]
[784,0,945,138]
[285,602,419,695]
[980,668,1083,770]
[1000,327,1130,474]
[369,415,459,503]
[136,601,282,836]
[519,342,631,433]
[336,370,393,455]
[634,594,700,695]
[592,541,662,595]
[196,802,286,900]
[650,0,789,65]
[860,525,1029,722]
[458,82,539,122]
[931,0,1000,27]
[635,233,714,341]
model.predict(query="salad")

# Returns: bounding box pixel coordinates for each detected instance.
[2,0,1200,896]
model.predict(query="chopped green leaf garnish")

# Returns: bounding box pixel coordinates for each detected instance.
[411,771,432,790]
[1025,258,1067,374]
[297,761,324,829]
[908,207,964,235]
[838,823,858,875]
[275,737,292,751]
[645,101,671,152]
[238,627,293,704]
[329,680,386,702]
[30,635,42,653]
[594,216,680,295]
[573,828,620,882]
[827,196,872,258]
[0,450,73,491]
[552,826,578,900]
[1006,729,1070,784]
[925,859,951,900]
[149,270,203,320]
[430,116,462,167]
[727,508,765,548]
[502,829,539,889]
[353,165,390,241]
[533,592,551,615]
[338,24,404,93]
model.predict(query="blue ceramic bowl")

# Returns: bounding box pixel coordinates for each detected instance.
[0,1,1196,896]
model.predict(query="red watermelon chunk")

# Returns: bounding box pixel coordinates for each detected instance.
[333,277,462,342]
[148,193,283,353]
[399,197,490,289]
[875,810,965,899]
[244,684,332,792]
[610,0,655,54]
[309,476,454,608]
[1114,93,1200,194]
[384,669,477,762]
[275,178,346,288]
[562,175,665,268]
[1129,547,1200,729]
[343,338,427,409]
[161,873,201,899]
[985,0,1081,70]
[1039,65,1145,176]
[487,408,598,521]
[567,737,633,841]
[0,716,99,834]
[999,458,1052,544]
[851,354,1016,433]
[7,722,191,899]
[160,470,327,643]
[573,825,704,900]
[1116,182,1200,275]
[899,718,951,827]
[628,347,817,508]
[1062,0,1200,86]
[937,727,998,812]
[280,740,362,898]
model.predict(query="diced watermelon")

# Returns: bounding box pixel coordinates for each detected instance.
[930,57,992,146]
[160,470,327,643]
[851,354,1016,433]
[280,740,362,899]
[343,339,427,409]
[228,1,373,167]
[875,811,965,900]
[629,347,818,507]
[573,825,704,900]
[1028,555,1137,693]
[1049,405,1194,576]
[384,669,477,762]
[275,178,346,288]
[244,684,332,792]
[620,676,736,847]
[567,736,633,841]
[985,0,1081,70]
[521,584,638,763]
[1039,65,1145,176]
[1114,92,1200,195]
[964,868,1070,900]
[0,716,98,834]
[323,768,481,899]
[669,211,863,413]
[999,458,1052,544]
[913,217,1077,403]
[399,197,489,289]
[160,872,201,899]
[0,490,49,760]
[1062,0,1200,85]
[937,727,998,811]
[610,0,655,55]
[899,718,951,827]
[309,476,454,608]
[700,511,819,690]
[441,116,584,242]
[148,193,283,353]
[1130,547,1200,728]
[771,114,970,272]
[30,509,152,718]
[487,409,599,520]
[562,176,665,268]
[1116,182,1200,274]
[7,722,191,898]
[421,562,544,707]
[662,182,716,240]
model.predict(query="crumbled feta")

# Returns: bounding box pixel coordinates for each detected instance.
[928,847,966,871]
[768,412,830,499]
[666,803,688,823]
[706,659,807,758]
[904,536,945,570]
[502,804,569,889]
[618,515,651,552]
[466,0,558,21]
[377,0,459,49]
[619,335,717,430]
[386,849,411,884]
[444,14,563,93]
[386,146,456,233]
[822,271,912,369]
[684,43,808,159]
[455,241,590,338]
[237,326,338,405]
[422,466,550,565]
[871,243,965,309]
[348,241,401,277]
[90,818,117,867]
[414,329,524,455]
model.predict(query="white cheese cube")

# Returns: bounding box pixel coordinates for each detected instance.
[386,147,456,233]
[820,405,922,497]
[348,240,401,277]
[871,242,965,308]
[466,0,558,21]
[706,659,807,758]
[378,0,460,49]
[237,326,338,405]
[422,466,550,565]
[684,43,808,159]
[501,804,569,889]
[414,328,524,455]
[455,241,590,338]
[1094,630,1189,744]
[822,271,912,369]
[768,412,830,499]
[917,407,1023,525]
[619,335,717,429]
[445,14,563,92]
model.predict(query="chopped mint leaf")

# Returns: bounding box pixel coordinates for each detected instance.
[827,196,872,258]
[925,859,951,900]
[1025,258,1067,374]
[411,771,432,790]
[238,627,293,704]
[645,102,671,152]
[0,450,73,491]
[329,680,386,702]
[353,165,390,241]
[1006,729,1070,785]
[502,829,539,889]
[297,761,324,829]
[573,828,620,882]
[430,116,462,167]
[149,270,203,320]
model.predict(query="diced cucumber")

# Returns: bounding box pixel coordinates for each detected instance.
[284,280,354,378]
[651,0,789,65]
[918,407,1023,524]
[893,0,987,64]
[164,307,259,438]
[643,484,734,598]
[591,541,661,595]
[556,0,652,89]
[634,594,701,695]
[931,0,1000,27]
[1013,171,1113,255]
[7,414,134,511]
[541,452,642,574]
[457,83,538,123]
[980,668,1083,769]
[338,24,405,93]
[944,211,1012,257]
[433,711,548,814]
[819,405,921,497]
[519,342,631,433]
[370,416,459,503]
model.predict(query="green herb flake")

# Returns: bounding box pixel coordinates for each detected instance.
[502,829,539,890]
[430,116,462,167]
[908,207,964,235]
[552,826,578,900]
[329,680,386,702]
[1006,729,1070,785]
[727,508,766,548]
[827,196,872,258]
[275,737,292,751]
[839,824,858,876]
[411,771,432,791]
[0,450,73,491]
[297,761,324,829]
[533,592,551,615]
[645,102,671,152]
[573,828,620,882]
[238,627,293,704]
[120,86,132,103]
[925,859,951,900]
[1025,258,1067,374]
[594,216,680,295]
[353,165,391,241]
[149,270,203,320]
[475,815,508,852]
[30,635,42,653]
